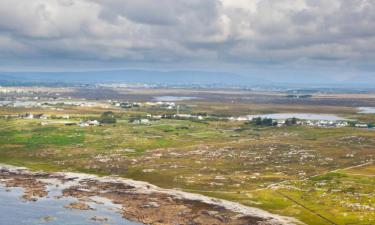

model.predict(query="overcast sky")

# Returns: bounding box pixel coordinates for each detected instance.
[0,0,374,82]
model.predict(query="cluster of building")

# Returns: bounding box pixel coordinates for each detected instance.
[16,113,71,120]
[114,102,141,108]
[131,118,152,125]
[20,113,50,120]
[10,112,101,128]
[77,120,101,127]
[160,114,205,120]
[0,101,42,108]
[112,101,179,110]
[0,100,99,108]
[297,120,350,128]
[0,87,33,94]
[299,120,367,128]
[228,116,372,129]
[130,113,205,125]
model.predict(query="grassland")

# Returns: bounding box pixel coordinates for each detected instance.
[0,101,374,225]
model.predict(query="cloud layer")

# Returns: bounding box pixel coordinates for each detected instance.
[0,0,374,76]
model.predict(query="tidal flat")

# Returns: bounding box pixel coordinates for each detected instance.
[0,165,299,225]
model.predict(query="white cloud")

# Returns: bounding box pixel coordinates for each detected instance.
[0,0,374,74]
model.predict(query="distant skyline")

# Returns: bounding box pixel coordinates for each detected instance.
[0,0,374,84]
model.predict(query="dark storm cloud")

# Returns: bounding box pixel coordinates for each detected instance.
[0,0,374,75]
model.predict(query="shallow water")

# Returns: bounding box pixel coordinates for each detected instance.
[358,107,375,114]
[0,184,142,225]
[248,113,345,121]
[154,96,199,101]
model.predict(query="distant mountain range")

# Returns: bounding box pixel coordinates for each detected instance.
[0,70,266,87]
[0,70,374,88]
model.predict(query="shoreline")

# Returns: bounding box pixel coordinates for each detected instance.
[0,164,302,225]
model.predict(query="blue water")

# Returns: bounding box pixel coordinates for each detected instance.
[154,96,199,101]
[358,107,375,114]
[0,185,142,225]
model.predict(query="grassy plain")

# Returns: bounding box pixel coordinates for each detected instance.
[0,100,374,225]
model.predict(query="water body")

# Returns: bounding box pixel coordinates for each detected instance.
[248,113,345,121]
[0,184,142,225]
[358,107,375,114]
[154,96,199,101]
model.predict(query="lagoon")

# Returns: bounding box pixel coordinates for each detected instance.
[0,184,141,225]
[154,96,199,101]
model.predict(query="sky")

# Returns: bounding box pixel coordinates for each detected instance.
[0,0,374,83]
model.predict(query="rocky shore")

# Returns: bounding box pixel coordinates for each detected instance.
[0,165,302,225]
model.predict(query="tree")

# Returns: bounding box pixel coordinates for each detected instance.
[249,117,277,126]
[99,111,116,124]
[285,117,298,126]
[347,121,357,127]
